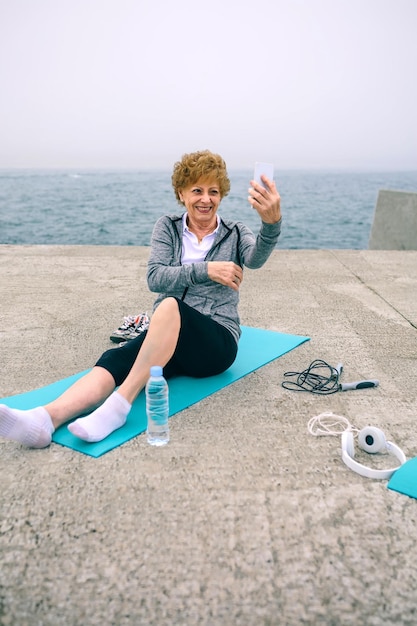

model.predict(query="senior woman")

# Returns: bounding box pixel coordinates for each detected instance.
[0,150,281,448]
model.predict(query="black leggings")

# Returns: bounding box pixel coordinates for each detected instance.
[95,298,238,387]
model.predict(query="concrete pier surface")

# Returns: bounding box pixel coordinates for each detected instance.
[1,245,417,626]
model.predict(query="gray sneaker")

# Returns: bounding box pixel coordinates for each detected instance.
[110,313,150,343]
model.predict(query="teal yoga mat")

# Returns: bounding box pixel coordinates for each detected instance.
[387,458,417,500]
[1,326,309,457]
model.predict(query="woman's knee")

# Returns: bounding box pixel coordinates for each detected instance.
[153,297,181,321]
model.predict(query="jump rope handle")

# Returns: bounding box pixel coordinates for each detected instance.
[340,380,380,391]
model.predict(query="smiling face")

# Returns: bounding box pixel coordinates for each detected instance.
[178,178,222,231]
[171,150,231,204]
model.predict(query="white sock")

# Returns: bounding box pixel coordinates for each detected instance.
[67,391,131,443]
[0,404,54,449]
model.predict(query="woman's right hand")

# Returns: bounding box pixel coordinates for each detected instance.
[207,261,243,291]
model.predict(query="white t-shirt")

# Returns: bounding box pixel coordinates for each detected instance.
[181,213,220,265]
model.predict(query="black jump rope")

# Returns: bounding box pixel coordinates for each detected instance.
[282,359,379,395]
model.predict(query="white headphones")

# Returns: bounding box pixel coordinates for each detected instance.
[341,427,406,480]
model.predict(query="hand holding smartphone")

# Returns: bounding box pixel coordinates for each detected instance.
[254,162,274,189]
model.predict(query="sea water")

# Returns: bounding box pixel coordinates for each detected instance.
[1,169,416,249]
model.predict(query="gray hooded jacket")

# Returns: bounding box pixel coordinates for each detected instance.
[147,213,282,344]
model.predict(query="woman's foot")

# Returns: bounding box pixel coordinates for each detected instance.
[67,391,131,443]
[0,405,54,448]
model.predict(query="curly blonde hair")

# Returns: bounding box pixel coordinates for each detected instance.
[171,150,231,204]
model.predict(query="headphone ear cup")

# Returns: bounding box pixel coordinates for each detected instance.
[342,430,355,458]
[358,427,386,454]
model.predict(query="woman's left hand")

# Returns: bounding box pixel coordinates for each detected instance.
[248,176,281,224]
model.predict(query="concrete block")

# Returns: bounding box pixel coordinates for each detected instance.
[369,189,417,249]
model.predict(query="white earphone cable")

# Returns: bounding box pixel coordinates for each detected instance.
[308,412,359,437]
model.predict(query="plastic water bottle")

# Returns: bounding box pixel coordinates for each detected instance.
[146,365,169,446]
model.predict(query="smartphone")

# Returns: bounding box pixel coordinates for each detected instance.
[254,162,274,188]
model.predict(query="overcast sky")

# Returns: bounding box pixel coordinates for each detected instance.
[1,0,416,170]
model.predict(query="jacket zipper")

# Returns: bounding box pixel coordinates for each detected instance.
[180,223,242,301]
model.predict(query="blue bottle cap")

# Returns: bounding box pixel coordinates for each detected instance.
[150,365,163,377]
